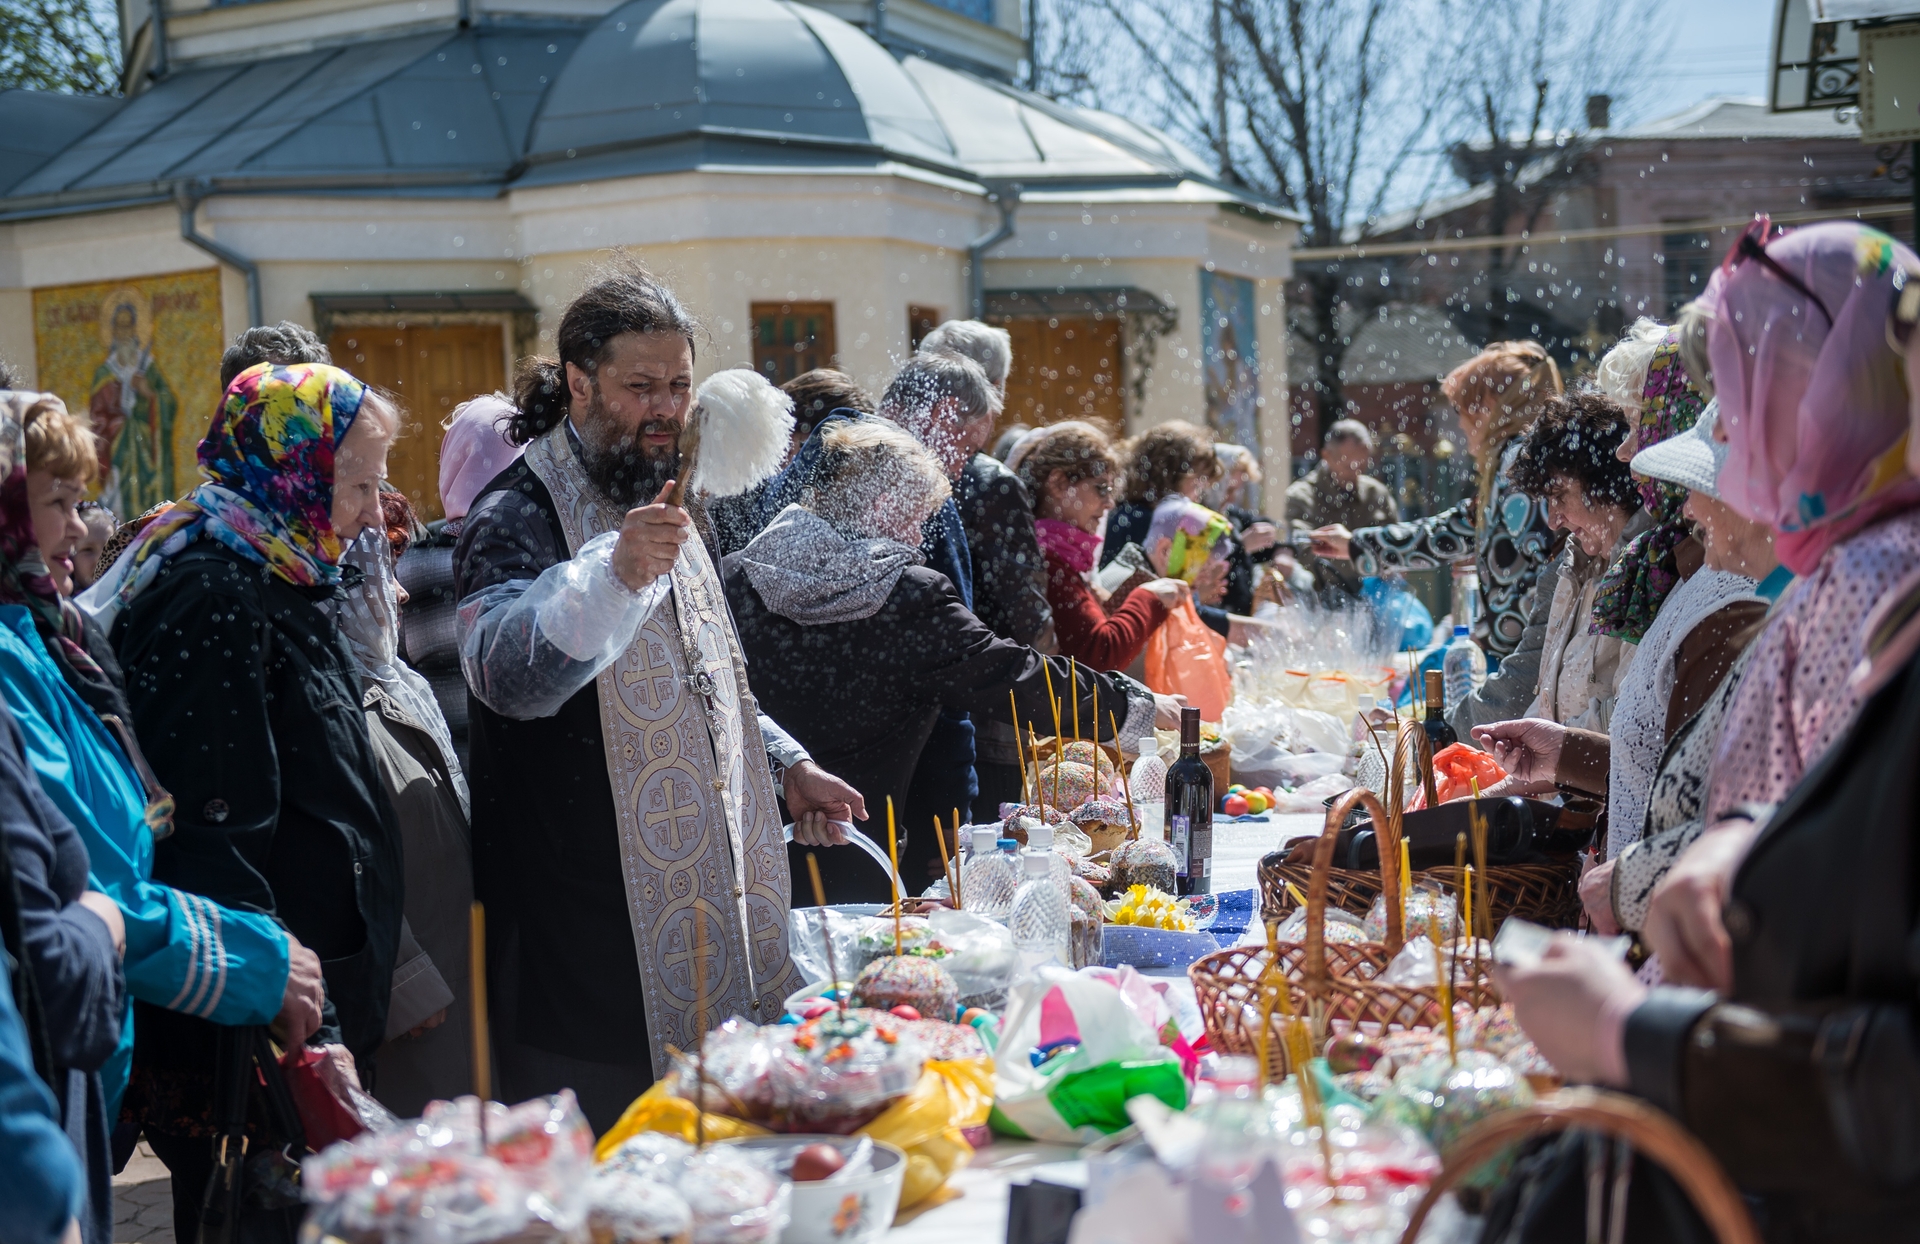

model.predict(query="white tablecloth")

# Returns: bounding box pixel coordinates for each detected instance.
[883,1141,1081,1243]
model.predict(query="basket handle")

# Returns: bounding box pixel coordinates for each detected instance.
[1387,719,1437,819]
[1301,787,1398,990]
[1397,1088,1762,1244]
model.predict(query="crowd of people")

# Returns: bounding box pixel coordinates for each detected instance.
[0,214,1918,1243]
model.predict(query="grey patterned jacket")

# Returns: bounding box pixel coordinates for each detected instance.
[1348,437,1559,660]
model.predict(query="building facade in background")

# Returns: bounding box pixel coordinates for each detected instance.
[1287,94,1911,515]
[0,0,1300,520]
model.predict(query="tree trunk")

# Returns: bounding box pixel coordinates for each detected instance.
[1299,269,1345,446]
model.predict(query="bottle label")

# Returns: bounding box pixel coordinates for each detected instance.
[1170,815,1190,873]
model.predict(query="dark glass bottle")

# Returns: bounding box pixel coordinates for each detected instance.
[1422,669,1458,752]
[1165,707,1214,896]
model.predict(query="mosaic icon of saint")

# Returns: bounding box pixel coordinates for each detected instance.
[88,289,177,516]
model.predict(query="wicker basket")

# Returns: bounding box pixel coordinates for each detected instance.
[1261,723,1582,933]
[1192,767,1499,1080]
[1258,723,1435,923]
[1423,860,1584,929]
[1398,1088,1762,1244]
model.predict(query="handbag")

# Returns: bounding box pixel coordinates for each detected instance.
[196,1027,309,1244]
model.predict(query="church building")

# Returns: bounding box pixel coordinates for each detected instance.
[0,0,1297,519]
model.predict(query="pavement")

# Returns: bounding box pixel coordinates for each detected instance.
[113,1142,175,1244]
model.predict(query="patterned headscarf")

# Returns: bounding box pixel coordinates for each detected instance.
[1589,333,1709,641]
[85,363,368,629]
[1708,221,1920,573]
[0,391,113,691]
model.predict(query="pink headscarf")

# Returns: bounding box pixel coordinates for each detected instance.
[438,393,523,521]
[1707,220,1920,574]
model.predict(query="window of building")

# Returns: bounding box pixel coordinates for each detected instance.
[752,301,836,384]
[1660,229,1723,316]
[924,0,994,22]
[908,305,943,351]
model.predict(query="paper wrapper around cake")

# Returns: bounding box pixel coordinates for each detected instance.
[851,956,959,1021]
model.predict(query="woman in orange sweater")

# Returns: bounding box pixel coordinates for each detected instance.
[1016,422,1189,670]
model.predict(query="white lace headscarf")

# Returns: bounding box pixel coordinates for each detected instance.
[338,528,469,817]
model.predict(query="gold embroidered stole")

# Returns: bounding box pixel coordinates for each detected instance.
[523,426,800,1076]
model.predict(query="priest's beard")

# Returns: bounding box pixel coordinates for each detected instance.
[577,388,681,507]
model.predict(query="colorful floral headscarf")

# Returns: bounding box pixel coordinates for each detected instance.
[1589,333,1709,641]
[87,363,368,628]
[1146,494,1232,581]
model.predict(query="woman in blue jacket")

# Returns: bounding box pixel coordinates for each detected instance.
[0,393,312,1141]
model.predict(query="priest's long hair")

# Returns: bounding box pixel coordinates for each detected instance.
[506,266,700,446]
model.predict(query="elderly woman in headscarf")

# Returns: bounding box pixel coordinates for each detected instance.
[0,392,305,1243]
[724,419,1182,902]
[82,363,404,1240]
[1311,341,1562,662]
[342,493,471,1118]
[1619,220,1920,989]
[1208,442,1279,614]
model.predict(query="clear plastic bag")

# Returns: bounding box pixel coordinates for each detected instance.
[787,906,862,987]
[1364,878,1462,943]
[662,1015,929,1135]
[300,1092,595,1244]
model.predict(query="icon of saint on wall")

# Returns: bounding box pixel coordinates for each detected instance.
[87,287,177,517]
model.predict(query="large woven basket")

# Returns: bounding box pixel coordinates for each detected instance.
[1192,761,1498,1080]
[1398,1088,1762,1244]
[1422,860,1583,929]
[1258,722,1435,922]
[1261,724,1582,933]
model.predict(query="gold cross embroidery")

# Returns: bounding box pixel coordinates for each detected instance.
[620,639,676,710]
[646,775,703,852]
[663,915,722,997]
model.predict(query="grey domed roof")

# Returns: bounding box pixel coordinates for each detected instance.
[529,0,952,167]
[0,0,1273,213]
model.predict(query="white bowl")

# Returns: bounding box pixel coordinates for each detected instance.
[720,1136,907,1244]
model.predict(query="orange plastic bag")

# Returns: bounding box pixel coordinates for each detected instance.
[1430,742,1506,804]
[1143,597,1232,720]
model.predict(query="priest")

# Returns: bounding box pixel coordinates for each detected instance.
[454,269,863,1130]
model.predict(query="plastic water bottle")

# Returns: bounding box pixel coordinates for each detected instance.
[964,837,1021,919]
[1192,1055,1273,1191]
[1451,566,1482,632]
[1129,737,1168,842]
[1443,624,1487,707]
[967,825,998,864]
[1023,822,1074,904]
[1009,851,1070,971]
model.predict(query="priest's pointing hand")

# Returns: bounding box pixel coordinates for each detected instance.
[613,480,692,590]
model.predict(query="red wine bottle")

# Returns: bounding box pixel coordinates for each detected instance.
[1165,707,1214,896]
[1422,669,1458,752]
